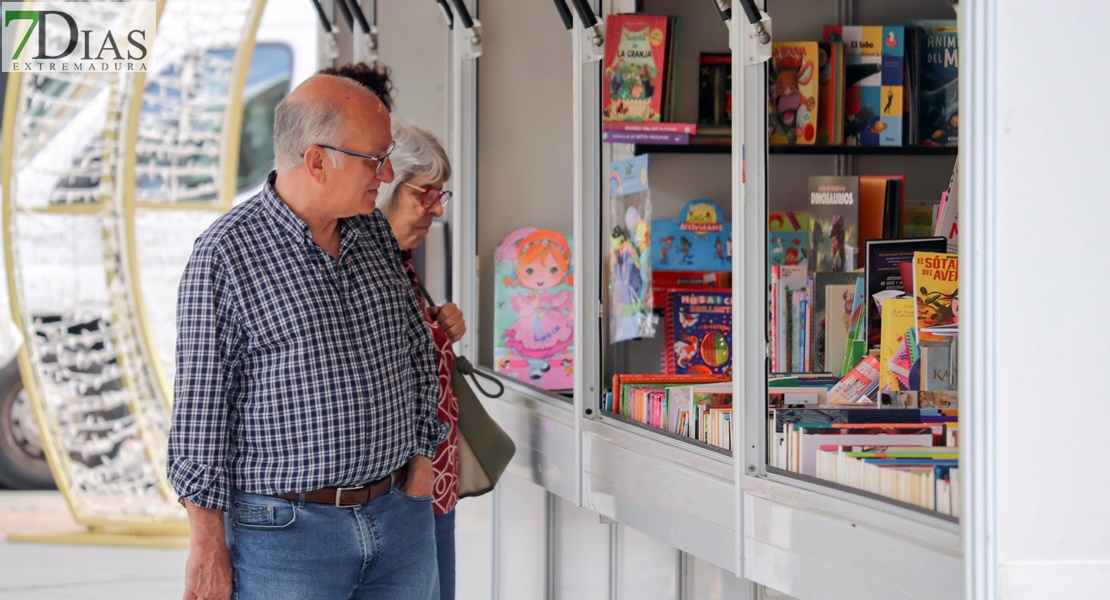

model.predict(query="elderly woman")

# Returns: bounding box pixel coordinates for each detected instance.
[376,122,465,600]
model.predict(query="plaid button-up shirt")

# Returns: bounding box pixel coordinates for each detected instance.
[167,174,446,511]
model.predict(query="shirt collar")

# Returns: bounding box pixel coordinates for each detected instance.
[260,171,314,245]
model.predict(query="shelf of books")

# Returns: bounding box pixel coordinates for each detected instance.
[737,1,963,598]
[591,0,739,570]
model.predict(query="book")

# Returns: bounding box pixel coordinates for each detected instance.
[824,25,905,146]
[841,276,868,376]
[603,121,698,134]
[908,20,958,147]
[827,355,880,404]
[913,251,959,342]
[768,210,810,275]
[811,273,860,373]
[824,282,859,375]
[769,41,819,145]
[697,53,732,132]
[816,40,845,145]
[808,175,859,273]
[902,199,939,238]
[664,289,732,376]
[935,161,959,253]
[651,270,729,307]
[858,175,905,253]
[603,130,690,145]
[919,341,955,391]
[864,237,946,350]
[770,265,808,372]
[602,14,674,123]
[878,297,916,391]
[651,199,732,272]
[493,228,575,390]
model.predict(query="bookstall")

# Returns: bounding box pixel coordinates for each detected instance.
[451,0,968,596]
[738,1,963,598]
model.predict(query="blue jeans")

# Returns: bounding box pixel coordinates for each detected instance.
[226,483,439,600]
[434,509,455,600]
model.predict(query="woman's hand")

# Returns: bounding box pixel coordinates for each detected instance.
[430,302,466,343]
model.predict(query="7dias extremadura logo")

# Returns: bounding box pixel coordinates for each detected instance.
[2,2,156,73]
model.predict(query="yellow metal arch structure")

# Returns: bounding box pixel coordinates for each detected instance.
[2,0,267,544]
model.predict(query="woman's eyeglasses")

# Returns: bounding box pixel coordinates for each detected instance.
[403,182,452,209]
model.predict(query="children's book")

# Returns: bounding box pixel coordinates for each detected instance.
[603,14,675,123]
[824,25,905,146]
[878,297,916,391]
[908,20,958,147]
[769,41,819,145]
[913,251,959,342]
[652,199,732,272]
[864,237,946,350]
[817,40,845,145]
[808,176,859,273]
[665,288,732,376]
[493,228,575,390]
[768,210,809,276]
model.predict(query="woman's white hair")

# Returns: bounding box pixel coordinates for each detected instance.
[375,121,451,215]
[272,76,372,172]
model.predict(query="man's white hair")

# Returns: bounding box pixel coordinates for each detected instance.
[272,76,376,172]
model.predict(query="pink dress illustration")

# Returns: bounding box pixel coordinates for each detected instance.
[494,228,575,389]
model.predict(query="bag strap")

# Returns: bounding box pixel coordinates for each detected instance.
[415,281,505,399]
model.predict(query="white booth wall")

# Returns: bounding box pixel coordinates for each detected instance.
[325,0,1110,598]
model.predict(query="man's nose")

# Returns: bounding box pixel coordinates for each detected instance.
[376,158,395,183]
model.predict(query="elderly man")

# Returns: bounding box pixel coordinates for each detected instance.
[168,74,446,600]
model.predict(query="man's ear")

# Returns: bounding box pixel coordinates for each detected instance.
[304,145,328,184]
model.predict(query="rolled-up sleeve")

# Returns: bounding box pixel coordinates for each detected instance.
[167,245,239,511]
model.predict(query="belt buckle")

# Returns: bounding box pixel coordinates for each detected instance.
[334,485,364,508]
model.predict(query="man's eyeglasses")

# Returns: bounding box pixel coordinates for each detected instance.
[403,182,452,209]
[316,140,396,174]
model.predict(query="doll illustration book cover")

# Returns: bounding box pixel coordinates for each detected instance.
[494,228,575,390]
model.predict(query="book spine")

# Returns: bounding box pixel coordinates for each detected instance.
[602,130,691,145]
[603,121,698,135]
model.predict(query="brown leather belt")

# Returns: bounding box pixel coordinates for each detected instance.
[276,464,407,508]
